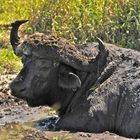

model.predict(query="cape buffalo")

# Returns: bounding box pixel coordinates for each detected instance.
[10,20,140,138]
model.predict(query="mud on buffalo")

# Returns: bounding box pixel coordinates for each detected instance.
[10,20,140,138]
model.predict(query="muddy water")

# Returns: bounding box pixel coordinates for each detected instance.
[0,105,58,129]
[34,116,58,131]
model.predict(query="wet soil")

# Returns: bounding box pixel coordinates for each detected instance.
[0,71,131,139]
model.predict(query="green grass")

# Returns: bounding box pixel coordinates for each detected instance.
[0,47,22,73]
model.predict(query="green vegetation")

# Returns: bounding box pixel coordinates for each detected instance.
[0,0,140,73]
[0,47,22,73]
[34,0,140,48]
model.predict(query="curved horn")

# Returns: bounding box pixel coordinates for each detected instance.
[96,37,106,51]
[10,20,28,54]
[96,37,108,73]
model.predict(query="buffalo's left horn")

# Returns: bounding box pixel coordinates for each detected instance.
[10,20,28,55]
[96,37,108,72]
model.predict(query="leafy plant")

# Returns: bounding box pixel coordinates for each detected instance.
[44,1,139,48]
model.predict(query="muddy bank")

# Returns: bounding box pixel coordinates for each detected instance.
[0,123,129,140]
[0,72,131,139]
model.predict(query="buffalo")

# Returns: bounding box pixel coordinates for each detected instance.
[10,20,140,138]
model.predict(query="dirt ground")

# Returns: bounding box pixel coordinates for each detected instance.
[0,71,133,140]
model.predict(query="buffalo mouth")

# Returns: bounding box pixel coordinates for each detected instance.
[10,82,48,107]
[10,82,26,99]
[25,99,39,107]
[25,97,51,107]
[10,86,45,107]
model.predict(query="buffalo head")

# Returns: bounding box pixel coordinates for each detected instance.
[10,20,108,114]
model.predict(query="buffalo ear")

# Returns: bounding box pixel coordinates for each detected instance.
[58,72,81,90]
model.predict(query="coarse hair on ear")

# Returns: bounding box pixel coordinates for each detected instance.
[58,64,81,90]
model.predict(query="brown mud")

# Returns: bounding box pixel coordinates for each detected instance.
[0,71,131,139]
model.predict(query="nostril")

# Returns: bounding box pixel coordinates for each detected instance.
[19,88,26,92]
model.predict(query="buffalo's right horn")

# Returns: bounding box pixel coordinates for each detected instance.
[10,20,28,55]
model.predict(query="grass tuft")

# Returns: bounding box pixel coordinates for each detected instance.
[0,47,22,74]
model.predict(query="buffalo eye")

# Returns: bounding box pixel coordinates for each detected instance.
[21,55,31,66]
